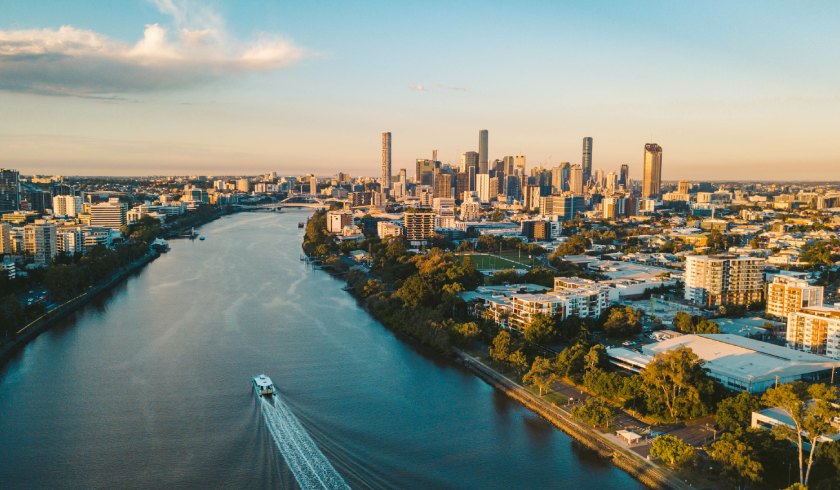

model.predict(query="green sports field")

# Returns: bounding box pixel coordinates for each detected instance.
[458,251,538,270]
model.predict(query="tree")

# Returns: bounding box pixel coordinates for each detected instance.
[640,346,715,420]
[716,391,761,434]
[709,433,763,487]
[489,331,512,364]
[650,435,696,468]
[554,342,588,382]
[523,356,556,396]
[600,306,642,337]
[672,311,694,332]
[508,350,529,376]
[571,398,615,428]
[762,382,840,487]
[584,344,607,372]
[523,313,557,344]
[451,322,479,346]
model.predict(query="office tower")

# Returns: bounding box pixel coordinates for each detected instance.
[605,172,618,191]
[514,155,526,174]
[0,168,20,212]
[582,137,593,184]
[433,173,453,199]
[786,306,840,359]
[505,175,521,200]
[766,276,824,320]
[594,168,604,189]
[381,132,392,190]
[684,255,764,307]
[550,166,563,193]
[619,164,630,188]
[415,159,436,186]
[399,168,407,187]
[476,174,491,203]
[523,184,542,211]
[432,149,438,164]
[503,156,515,175]
[90,199,127,229]
[478,129,489,174]
[677,180,690,195]
[602,196,626,219]
[569,164,583,195]
[404,212,436,243]
[454,173,469,202]
[23,220,57,266]
[642,143,663,199]
[309,176,317,195]
[0,222,11,254]
[460,151,479,173]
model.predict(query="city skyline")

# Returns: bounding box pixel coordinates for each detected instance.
[1,1,840,179]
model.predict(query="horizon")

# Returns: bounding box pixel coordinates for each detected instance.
[2,1,839,179]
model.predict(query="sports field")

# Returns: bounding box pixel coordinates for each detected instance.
[458,251,539,270]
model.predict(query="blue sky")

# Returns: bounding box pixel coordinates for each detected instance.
[1,0,839,179]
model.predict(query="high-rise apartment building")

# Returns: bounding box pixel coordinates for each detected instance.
[0,168,20,212]
[0,222,11,254]
[326,210,353,234]
[766,276,824,320]
[433,173,453,199]
[677,180,691,195]
[381,132,392,190]
[404,212,436,243]
[786,306,840,359]
[602,196,626,220]
[684,255,764,307]
[478,129,489,174]
[460,151,479,173]
[23,220,57,266]
[416,159,436,186]
[52,195,82,217]
[514,155,526,174]
[582,137,593,184]
[309,176,317,196]
[476,173,491,203]
[642,143,663,199]
[503,156,515,175]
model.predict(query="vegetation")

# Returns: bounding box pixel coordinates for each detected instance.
[571,398,615,429]
[650,434,696,468]
[672,311,720,334]
[761,382,839,487]
[709,433,763,487]
[639,346,715,420]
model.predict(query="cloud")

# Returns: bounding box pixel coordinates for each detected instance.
[0,2,304,97]
[409,83,467,93]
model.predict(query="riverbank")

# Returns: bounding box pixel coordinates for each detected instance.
[0,207,234,367]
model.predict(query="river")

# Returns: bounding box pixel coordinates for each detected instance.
[0,210,643,489]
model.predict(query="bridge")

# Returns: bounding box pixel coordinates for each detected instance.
[233,194,348,211]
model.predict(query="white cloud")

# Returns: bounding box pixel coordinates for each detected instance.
[0,2,304,97]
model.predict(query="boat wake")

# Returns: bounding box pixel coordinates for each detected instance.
[260,394,350,490]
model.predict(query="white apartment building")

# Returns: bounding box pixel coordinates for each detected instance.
[787,306,840,359]
[460,193,481,221]
[766,275,824,320]
[326,210,353,234]
[404,212,436,243]
[508,288,608,330]
[57,228,85,255]
[52,195,82,217]
[684,255,764,308]
[376,221,403,239]
[23,220,57,266]
[89,199,127,229]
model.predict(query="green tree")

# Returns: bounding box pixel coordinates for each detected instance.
[523,356,556,396]
[451,322,480,346]
[762,382,840,487]
[490,331,512,364]
[508,350,529,376]
[571,398,615,428]
[600,306,642,337]
[554,342,588,382]
[584,344,607,372]
[650,435,696,468]
[523,313,557,344]
[716,391,761,434]
[709,433,763,487]
[640,346,715,420]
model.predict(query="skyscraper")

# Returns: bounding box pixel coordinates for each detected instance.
[569,164,583,195]
[619,164,630,188]
[0,168,20,212]
[478,129,489,174]
[503,155,515,175]
[582,137,593,184]
[381,132,392,190]
[514,155,526,174]
[642,143,663,199]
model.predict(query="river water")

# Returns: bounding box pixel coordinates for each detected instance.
[0,211,643,489]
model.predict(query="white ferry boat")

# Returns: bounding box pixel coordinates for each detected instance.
[252,374,275,397]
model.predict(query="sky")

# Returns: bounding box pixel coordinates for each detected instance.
[1,0,839,180]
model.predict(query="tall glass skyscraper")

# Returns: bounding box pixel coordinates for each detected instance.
[381,132,392,190]
[642,143,663,199]
[582,137,593,184]
[0,168,20,212]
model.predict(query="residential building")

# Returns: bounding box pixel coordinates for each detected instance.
[642,143,663,199]
[0,222,11,253]
[476,173,491,203]
[569,165,583,195]
[582,137,593,184]
[52,195,82,217]
[326,210,353,234]
[786,306,840,359]
[508,287,607,330]
[766,276,824,320]
[404,212,436,244]
[376,221,403,239]
[24,220,57,266]
[478,129,489,174]
[684,255,764,307]
[460,194,481,221]
[433,173,453,199]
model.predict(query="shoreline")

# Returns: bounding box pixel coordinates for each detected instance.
[312,252,691,490]
[0,209,231,368]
